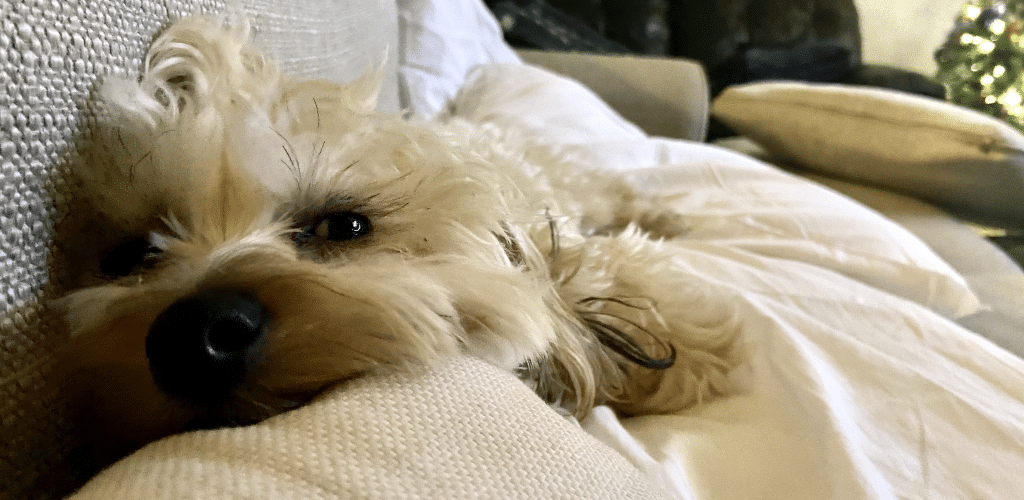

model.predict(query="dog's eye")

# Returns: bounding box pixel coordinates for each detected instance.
[313,212,373,242]
[100,238,163,278]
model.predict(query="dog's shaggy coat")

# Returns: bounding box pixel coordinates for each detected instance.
[58,16,740,469]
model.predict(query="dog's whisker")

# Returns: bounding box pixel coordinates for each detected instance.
[127,151,152,185]
[579,297,671,338]
[580,314,676,370]
[235,390,278,415]
[377,200,410,218]
[274,129,299,171]
[578,295,658,311]
[280,144,296,170]
[545,208,560,260]
[300,276,359,302]
[116,129,129,153]
[578,311,673,362]
[327,160,360,184]
[312,140,326,168]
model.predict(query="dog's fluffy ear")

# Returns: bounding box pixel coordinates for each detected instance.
[77,15,280,229]
[99,13,386,138]
[102,15,281,129]
[79,14,388,225]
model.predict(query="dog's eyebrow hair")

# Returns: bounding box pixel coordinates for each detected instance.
[274,130,298,172]
[313,140,326,167]
[312,97,320,130]
[291,194,367,222]
[280,144,296,168]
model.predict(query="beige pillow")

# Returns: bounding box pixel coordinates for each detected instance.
[711,81,1024,230]
[68,356,665,499]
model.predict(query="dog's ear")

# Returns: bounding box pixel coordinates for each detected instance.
[101,15,282,131]
[76,16,280,221]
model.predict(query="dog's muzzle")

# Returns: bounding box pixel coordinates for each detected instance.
[146,287,269,404]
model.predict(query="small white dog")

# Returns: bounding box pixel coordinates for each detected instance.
[58,16,741,469]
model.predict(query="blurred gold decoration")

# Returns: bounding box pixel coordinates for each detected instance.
[936,0,1024,130]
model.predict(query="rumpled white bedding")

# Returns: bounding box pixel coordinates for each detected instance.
[69,59,1024,499]
[546,141,1024,499]
[459,62,1024,499]
[588,157,1024,497]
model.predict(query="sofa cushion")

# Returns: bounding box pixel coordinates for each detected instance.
[712,81,1024,230]
[67,356,665,500]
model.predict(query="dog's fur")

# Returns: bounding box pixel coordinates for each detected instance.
[58,16,741,470]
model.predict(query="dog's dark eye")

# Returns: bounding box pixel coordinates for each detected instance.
[313,212,373,242]
[100,238,162,278]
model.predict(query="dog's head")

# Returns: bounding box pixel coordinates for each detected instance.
[58,17,567,465]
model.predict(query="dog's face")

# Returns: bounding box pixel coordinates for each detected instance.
[58,18,563,463]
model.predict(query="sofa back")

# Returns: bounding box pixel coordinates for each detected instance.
[0,0,398,497]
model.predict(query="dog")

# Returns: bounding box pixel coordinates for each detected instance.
[57,15,741,471]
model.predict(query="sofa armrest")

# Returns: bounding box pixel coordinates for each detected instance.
[516,49,710,141]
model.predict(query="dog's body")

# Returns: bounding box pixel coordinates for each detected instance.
[59,17,740,469]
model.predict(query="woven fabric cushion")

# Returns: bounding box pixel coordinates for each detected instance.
[0,1,398,498]
[711,81,1024,230]
[68,355,664,500]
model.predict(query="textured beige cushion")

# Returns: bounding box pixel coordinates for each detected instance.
[712,81,1024,230]
[0,1,398,498]
[68,356,664,500]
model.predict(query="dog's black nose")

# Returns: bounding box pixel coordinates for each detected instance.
[146,288,269,404]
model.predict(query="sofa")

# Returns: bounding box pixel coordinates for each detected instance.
[3,0,1024,498]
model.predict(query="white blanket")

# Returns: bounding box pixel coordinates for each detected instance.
[585,160,1024,495]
